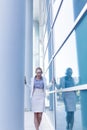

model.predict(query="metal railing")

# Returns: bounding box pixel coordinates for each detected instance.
[47,83,87,130]
[48,84,87,94]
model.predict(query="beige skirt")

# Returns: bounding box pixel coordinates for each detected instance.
[31,88,45,112]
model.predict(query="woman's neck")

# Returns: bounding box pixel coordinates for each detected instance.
[35,76,42,80]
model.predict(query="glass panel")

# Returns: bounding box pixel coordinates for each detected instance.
[52,13,87,130]
[53,0,75,54]
[44,1,87,130]
[54,89,82,130]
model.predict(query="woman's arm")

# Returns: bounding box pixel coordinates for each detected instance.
[43,77,53,89]
[59,77,65,89]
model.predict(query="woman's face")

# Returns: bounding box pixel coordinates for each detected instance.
[66,69,73,77]
[36,69,42,78]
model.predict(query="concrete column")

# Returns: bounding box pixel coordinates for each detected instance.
[73,1,87,130]
[0,0,25,130]
[25,0,33,110]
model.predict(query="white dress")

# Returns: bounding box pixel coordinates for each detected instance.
[31,77,45,112]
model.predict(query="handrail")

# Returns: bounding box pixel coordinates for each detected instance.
[51,0,64,29]
[43,0,64,59]
[47,84,87,94]
[45,3,87,74]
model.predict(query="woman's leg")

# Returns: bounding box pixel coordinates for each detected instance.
[34,113,39,130]
[37,112,43,126]
[66,112,69,127]
[70,112,74,129]
[66,112,71,129]
[67,112,74,130]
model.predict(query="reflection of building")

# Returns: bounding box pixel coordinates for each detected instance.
[0,0,87,130]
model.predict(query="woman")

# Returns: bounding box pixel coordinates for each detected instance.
[60,68,76,130]
[30,67,49,130]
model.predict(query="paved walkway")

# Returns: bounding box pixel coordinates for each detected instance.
[24,111,55,130]
[24,102,82,130]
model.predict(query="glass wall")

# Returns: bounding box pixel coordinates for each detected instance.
[41,0,87,130]
[53,0,79,78]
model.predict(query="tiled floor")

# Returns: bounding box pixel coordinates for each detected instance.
[24,111,54,130]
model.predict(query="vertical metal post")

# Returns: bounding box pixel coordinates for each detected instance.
[51,0,57,129]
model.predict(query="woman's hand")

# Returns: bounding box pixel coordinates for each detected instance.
[52,78,56,85]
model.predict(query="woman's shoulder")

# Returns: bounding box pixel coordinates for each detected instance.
[60,76,65,81]
[42,76,46,80]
